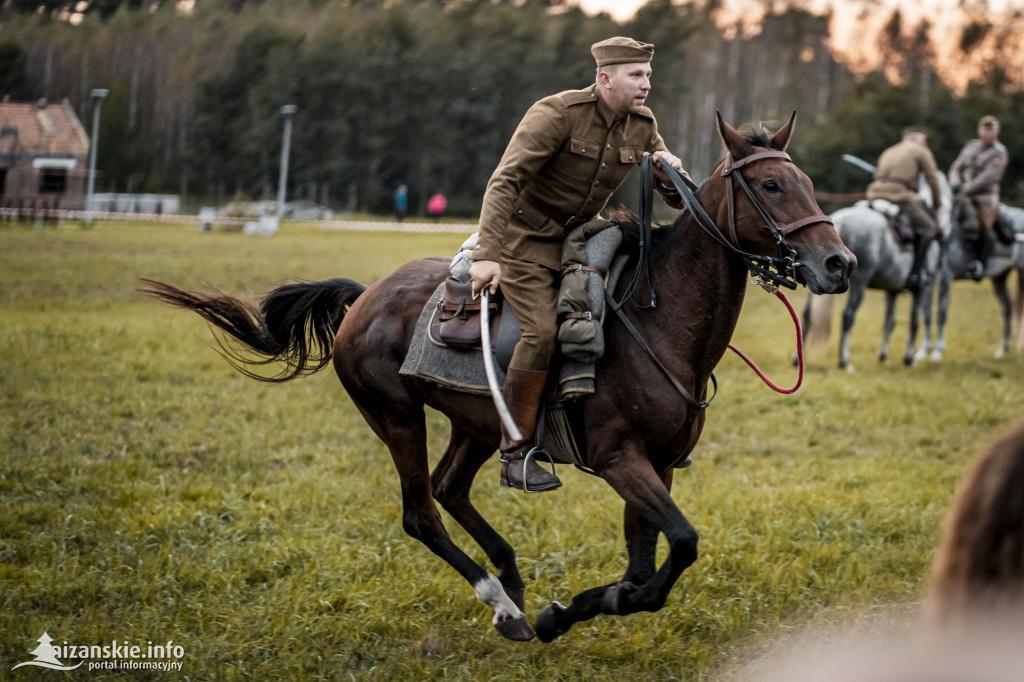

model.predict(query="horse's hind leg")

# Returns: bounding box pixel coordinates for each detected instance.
[353,403,533,641]
[992,272,1013,358]
[431,425,527,611]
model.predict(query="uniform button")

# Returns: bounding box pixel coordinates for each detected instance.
[517,209,524,214]
[601,163,607,168]
[594,181,600,186]
[581,148,586,153]
[590,93,596,98]
[628,155,634,161]
[606,144,611,149]
[474,245,481,250]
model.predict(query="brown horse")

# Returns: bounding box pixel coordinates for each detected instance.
[142,114,854,643]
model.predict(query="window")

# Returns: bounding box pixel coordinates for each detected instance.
[39,169,67,194]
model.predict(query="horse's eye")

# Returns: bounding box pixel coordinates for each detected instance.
[762,180,781,193]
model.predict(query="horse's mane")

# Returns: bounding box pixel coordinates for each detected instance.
[615,124,773,259]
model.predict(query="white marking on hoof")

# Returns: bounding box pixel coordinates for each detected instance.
[474,574,523,626]
[995,347,1007,359]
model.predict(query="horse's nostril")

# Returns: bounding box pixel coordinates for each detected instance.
[826,254,848,277]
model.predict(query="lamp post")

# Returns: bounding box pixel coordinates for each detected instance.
[85,88,108,226]
[276,104,297,219]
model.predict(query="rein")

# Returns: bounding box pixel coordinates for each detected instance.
[609,151,821,407]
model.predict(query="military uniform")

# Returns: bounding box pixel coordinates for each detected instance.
[866,138,942,239]
[475,84,685,370]
[473,36,691,493]
[949,137,1008,234]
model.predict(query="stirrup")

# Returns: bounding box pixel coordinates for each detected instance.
[500,446,559,494]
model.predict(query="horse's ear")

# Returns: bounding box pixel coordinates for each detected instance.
[770,111,797,151]
[716,110,753,159]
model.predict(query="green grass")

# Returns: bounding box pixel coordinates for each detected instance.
[2,219,1022,680]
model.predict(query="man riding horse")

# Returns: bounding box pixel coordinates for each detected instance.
[865,126,943,290]
[468,37,693,493]
[949,115,1008,280]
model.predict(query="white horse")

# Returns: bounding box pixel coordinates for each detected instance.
[802,174,952,370]
[931,201,1024,359]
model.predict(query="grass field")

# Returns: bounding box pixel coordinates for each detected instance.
[3,219,1023,680]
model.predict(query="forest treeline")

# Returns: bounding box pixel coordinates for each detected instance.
[3,0,1024,215]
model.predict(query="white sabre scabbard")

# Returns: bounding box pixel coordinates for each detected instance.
[480,290,522,441]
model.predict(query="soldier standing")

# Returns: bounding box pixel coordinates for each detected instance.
[469,37,692,492]
[866,126,943,290]
[949,116,1008,280]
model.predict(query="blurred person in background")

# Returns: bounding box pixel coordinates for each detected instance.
[394,184,408,222]
[865,126,943,290]
[949,116,1008,280]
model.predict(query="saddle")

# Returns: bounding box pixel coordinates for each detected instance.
[858,199,914,246]
[429,278,502,350]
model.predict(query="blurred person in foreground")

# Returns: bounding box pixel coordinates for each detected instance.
[468,37,692,492]
[926,418,1024,626]
[949,116,1008,280]
[865,126,943,290]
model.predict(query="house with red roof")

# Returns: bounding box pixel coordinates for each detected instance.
[0,97,90,210]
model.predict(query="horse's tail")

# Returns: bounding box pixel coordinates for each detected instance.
[1013,268,1024,350]
[805,292,834,346]
[139,277,366,382]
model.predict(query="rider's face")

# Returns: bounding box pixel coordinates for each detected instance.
[979,125,999,145]
[599,63,652,117]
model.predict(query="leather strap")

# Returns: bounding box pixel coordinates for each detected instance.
[561,264,605,278]
[606,291,716,409]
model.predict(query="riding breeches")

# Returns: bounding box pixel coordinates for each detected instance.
[900,199,939,239]
[499,255,559,372]
[974,200,998,235]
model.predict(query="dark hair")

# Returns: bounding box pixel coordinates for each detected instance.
[927,419,1024,624]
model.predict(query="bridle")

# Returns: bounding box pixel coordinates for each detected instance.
[606,148,831,412]
[660,149,834,293]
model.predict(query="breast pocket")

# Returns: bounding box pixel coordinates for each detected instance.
[569,137,601,159]
[619,148,643,165]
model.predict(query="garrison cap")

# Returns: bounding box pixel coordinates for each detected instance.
[979,115,999,129]
[591,37,654,67]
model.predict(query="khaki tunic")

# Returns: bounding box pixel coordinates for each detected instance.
[949,139,1008,206]
[474,83,685,269]
[474,84,687,371]
[866,139,942,212]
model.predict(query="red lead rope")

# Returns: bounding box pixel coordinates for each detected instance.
[727,290,804,394]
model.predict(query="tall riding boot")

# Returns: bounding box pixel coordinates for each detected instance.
[905,235,932,290]
[967,234,993,281]
[499,368,562,493]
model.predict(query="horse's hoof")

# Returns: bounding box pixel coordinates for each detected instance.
[494,615,535,642]
[904,355,915,367]
[930,351,943,361]
[878,352,887,363]
[535,601,569,643]
[601,581,638,615]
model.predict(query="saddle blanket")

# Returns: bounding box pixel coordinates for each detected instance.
[398,281,600,402]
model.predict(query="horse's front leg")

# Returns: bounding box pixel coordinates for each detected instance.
[934,270,952,360]
[535,451,697,642]
[880,290,897,363]
[904,288,922,366]
[992,271,1013,358]
[917,281,934,361]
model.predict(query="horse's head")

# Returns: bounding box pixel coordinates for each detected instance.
[711,112,855,294]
